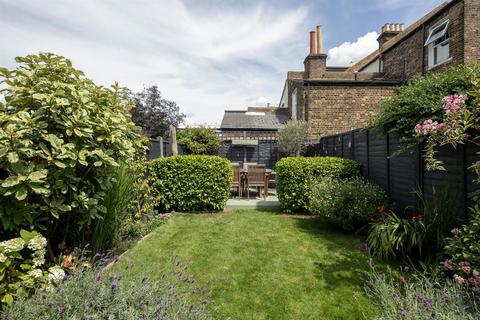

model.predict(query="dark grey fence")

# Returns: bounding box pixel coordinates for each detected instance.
[219,140,279,169]
[306,128,479,218]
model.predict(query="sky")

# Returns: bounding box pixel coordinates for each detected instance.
[0,0,446,126]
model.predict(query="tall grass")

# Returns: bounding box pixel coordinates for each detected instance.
[90,163,138,252]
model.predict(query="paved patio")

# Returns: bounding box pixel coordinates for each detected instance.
[226,189,280,210]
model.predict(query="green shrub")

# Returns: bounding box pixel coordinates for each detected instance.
[444,204,480,271]
[0,53,144,249]
[367,187,455,260]
[276,157,360,212]
[308,178,386,231]
[364,267,479,319]
[367,211,425,260]
[375,63,480,145]
[178,127,221,155]
[150,155,232,212]
[1,267,209,319]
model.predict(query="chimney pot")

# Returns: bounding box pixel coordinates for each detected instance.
[309,31,316,55]
[316,25,323,54]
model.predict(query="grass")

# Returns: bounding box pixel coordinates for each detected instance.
[113,210,378,319]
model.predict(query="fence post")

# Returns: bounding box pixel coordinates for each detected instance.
[159,137,164,157]
[350,130,355,160]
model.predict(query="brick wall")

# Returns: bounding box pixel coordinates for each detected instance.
[464,0,480,62]
[383,1,465,80]
[305,85,397,137]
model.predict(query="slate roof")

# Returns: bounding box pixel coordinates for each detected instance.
[220,111,289,130]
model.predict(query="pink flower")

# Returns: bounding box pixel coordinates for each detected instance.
[443,259,454,271]
[443,94,467,113]
[414,119,445,136]
[462,265,471,274]
[454,274,468,284]
[473,270,479,277]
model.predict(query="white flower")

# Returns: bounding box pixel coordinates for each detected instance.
[28,269,44,279]
[27,235,47,252]
[0,253,7,263]
[0,238,25,253]
[32,255,46,267]
[48,266,65,283]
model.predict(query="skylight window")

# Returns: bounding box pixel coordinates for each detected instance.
[425,20,449,46]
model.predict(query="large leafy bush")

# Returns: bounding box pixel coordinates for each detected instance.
[308,178,386,231]
[375,64,480,145]
[0,53,144,248]
[150,155,232,212]
[276,157,360,212]
[177,127,221,155]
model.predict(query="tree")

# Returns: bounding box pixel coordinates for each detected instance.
[0,53,145,250]
[277,120,309,156]
[177,127,221,155]
[130,86,185,138]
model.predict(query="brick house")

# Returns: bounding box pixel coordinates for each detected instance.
[279,0,480,138]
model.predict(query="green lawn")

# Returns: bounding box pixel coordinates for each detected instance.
[114,210,377,320]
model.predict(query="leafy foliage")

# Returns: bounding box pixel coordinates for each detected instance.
[445,204,480,272]
[276,156,360,212]
[277,120,309,156]
[308,177,387,231]
[375,64,480,145]
[178,127,221,155]
[89,164,138,253]
[150,155,232,212]
[1,266,209,319]
[364,267,479,319]
[367,187,454,260]
[0,230,64,305]
[130,85,185,138]
[0,53,145,249]
[367,211,426,259]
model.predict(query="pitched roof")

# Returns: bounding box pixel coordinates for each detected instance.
[220,111,289,130]
[347,1,452,72]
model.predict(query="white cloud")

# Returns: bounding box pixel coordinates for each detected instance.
[254,97,271,106]
[326,32,379,66]
[0,0,308,126]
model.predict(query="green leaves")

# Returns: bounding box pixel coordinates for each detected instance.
[150,155,232,212]
[0,52,145,237]
[276,157,360,212]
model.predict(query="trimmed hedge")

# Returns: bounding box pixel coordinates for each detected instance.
[150,155,232,212]
[276,157,360,212]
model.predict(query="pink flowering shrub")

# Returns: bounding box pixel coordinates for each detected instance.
[443,94,468,113]
[414,119,445,136]
[414,84,480,172]
[443,260,480,295]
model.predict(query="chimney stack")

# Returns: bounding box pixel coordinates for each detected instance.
[304,26,328,79]
[378,23,404,50]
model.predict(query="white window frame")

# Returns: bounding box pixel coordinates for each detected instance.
[426,20,451,69]
[425,20,449,46]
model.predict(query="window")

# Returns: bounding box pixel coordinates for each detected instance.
[291,88,298,120]
[425,20,450,68]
